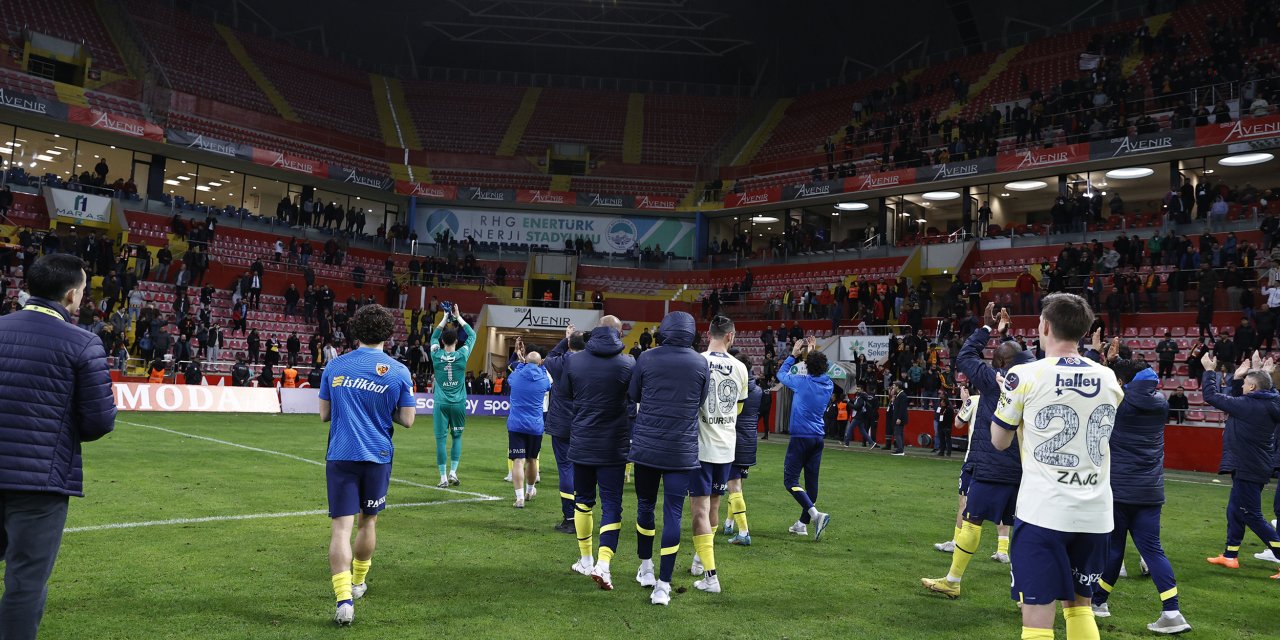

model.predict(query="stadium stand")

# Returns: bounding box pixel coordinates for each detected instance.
[1,0,129,74]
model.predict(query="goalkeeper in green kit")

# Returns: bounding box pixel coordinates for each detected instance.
[430,302,476,487]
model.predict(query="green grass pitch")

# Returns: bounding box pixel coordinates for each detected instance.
[21,413,1280,639]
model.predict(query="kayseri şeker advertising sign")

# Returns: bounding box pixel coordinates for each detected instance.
[417,207,696,256]
[838,335,890,364]
[47,187,112,224]
[484,305,602,330]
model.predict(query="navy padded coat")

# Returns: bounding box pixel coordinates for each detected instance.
[1203,371,1280,484]
[543,337,574,439]
[957,326,1033,485]
[627,312,709,471]
[733,379,762,467]
[0,298,116,496]
[1109,372,1170,505]
[565,326,634,466]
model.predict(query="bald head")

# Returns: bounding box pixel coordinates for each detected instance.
[599,315,622,331]
[525,351,543,366]
[993,340,1025,370]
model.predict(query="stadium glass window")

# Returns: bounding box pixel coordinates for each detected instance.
[242,174,288,216]
[14,127,74,180]
[195,167,243,210]
[73,139,132,188]
[163,159,197,203]
[0,124,15,172]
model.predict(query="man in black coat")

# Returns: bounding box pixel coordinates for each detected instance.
[1155,332,1179,379]
[888,382,909,455]
[0,254,115,638]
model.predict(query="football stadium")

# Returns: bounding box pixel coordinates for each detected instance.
[2,0,1280,638]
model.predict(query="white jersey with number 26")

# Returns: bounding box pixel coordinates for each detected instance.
[993,356,1123,534]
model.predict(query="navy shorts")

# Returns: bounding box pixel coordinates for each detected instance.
[963,479,1017,525]
[326,460,392,519]
[729,465,751,481]
[1010,519,1109,605]
[690,461,731,496]
[508,431,543,460]
[957,464,974,496]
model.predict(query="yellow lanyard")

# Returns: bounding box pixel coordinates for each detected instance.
[24,305,65,321]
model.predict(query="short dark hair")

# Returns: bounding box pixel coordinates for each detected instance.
[349,304,395,345]
[805,351,828,377]
[568,331,586,351]
[735,352,753,372]
[28,254,87,301]
[1040,293,1094,343]
[441,328,458,346]
[709,315,735,339]
[1111,358,1147,384]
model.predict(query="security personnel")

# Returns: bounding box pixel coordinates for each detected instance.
[148,357,167,384]
[231,354,251,387]
[283,365,299,388]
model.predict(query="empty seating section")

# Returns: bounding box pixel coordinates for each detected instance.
[577,274,666,296]
[124,0,275,114]
[428,169,552,191]
[236,32,380,141]
[2,0,128,74]
[403,82,526,155]
[0,67,144,118]
[518,88,628,161]
[166,113,387,175]
[752,82,876,165]
[641,94,749,165]
[569,176,690,198]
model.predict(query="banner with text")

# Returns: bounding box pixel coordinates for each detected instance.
[46,187,112,224]
[250,148,329,178]
[838,335,891,364]
[281,388,513,417]
[1089,128,1194,160]
[416,206,696,256]
[327,165,393,191]
[995,143,1090,173]
[0,86,68,120]
[914,157,996,184]
[484,305,602,330]
[113,383,282,413]
[516,189,574,206]
[165,128,255,161]
[844,167,917,193]
[783,178,844,201]
[67,106,163,142]
[395,180,458,201]
[1195,114,1280,146]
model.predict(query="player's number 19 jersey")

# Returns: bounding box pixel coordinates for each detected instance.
[993,357,1123,534]
[698,351,749,464]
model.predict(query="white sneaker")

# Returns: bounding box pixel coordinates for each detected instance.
[811,511,831,541]
[636,566,656,588]
[694,574,721,593]
[651,581,671,606]
[934,540,956,552]
[1254,548,1280,563]
[991,551,1011,564]
[503,473,512,482]
[1119,562,1128,578]
[1147,612,1191,634]
[1091,602,1110,618]
[571,558,594,576]
[788,521,808,536]
[526,486,537,500]
[690,554,705,576]
[590,564,614,591]
[1140,557,1150,576]
[334,602,354,626]
[513,499,525,509]
[535,474,541,483]
[351,582,367,600]
[448,472,460,486]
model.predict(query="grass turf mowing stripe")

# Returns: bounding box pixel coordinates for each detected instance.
[63,497,496,533]
[118,420,501,500]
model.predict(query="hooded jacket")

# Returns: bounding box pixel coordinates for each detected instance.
[1203,370,1280,484]
[1109,370,1170,505]
[627,312,709,471]
[507,362,552,436]
[565,326,635,466]
[0,297,116,496]
[777,355,834,438]
[543,337,575,439]
[733,378,762,467]
[957,326,1035,484]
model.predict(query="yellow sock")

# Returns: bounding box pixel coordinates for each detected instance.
[331,571,352,603]
[1064,605,1100,640]
[953,526,962,543]
[599,545,615,564]
[351,559,371,586]
[1021,628,1054,639]
[998,535,1010,556]
[946,521,982,581]
[574,505,594,558]
[728,492,749,534]
[507,459,513,473]
[533,456,540,480]
[693,533,716,574]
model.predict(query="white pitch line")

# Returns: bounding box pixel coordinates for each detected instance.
[64,498,492,534]
[117,420,501,500]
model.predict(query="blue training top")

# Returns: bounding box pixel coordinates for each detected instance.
[507,362,552,435]
[320,346,416,463]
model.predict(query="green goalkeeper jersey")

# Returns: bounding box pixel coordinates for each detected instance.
[430,322,475,404]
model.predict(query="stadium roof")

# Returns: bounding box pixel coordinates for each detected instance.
[185,0,1155,88]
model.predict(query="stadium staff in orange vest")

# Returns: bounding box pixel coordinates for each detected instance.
[148,357,167,384]
[0,253,116,639]
[543,290,554,307]
[283,365,299,388]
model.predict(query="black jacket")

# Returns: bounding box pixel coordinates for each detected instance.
[1204,371,1280,483]
[543,338,575,439]
[627,312,709,471]
[565,326,635,466]
[1110,374,1169,505]
[957,326,1034,484]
